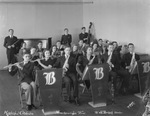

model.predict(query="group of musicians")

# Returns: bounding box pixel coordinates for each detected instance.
[3,28,140,111]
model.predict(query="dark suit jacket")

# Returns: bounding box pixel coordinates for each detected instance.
[53,55,76,74]
[4,36,18,50]
[10,61,35,84]
[79,32,88,43]
[61,34,72,46]
[121,52,140,69]
[101,51,121,71]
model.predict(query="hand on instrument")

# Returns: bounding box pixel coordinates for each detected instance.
[126,66,130,69]
[11,45,15,48]
[16,63,23,70]
[48,65,52,68]
[8,46,11,49]
[79,72,83,78]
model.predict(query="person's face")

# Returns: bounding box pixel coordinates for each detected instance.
[93,44,98,49]
[9,30,14,36]
[79,40,83,46]
[22,43,26,48]
[82,28,86,33]
[73,46,78,52]
[56,42,61,47]
[64,29,68,35]
[23,54,30,62]
[128,45,134,53]
[52,46,57,52]
[98,40,103,46]
[113,42,118,49]
[64,47,71,55]
[38,43,42,49]
[45,51,50,58]
[108,45,114,52]
[87,47,93,55]
[30,48,36,54]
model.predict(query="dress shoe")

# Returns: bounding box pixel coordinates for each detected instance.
[74,97,80,106]
[31,104,37,109]
[27,105,32,111]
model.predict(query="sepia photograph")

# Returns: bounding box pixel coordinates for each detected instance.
[0,0,150,116]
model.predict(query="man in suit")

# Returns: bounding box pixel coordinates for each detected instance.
[4,29,18,64]
[53,46,80,105]
[122,43,140,72]
[79,27,88,44]
[61,28,72,47]
[9,52,37,111]
[101,43,130,95]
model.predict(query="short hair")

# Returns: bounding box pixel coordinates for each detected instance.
[64,28,68,31]
[128,43,134,47]
[56,40,61,43]
[23,51,30,56]
[98,38,103,41]
[108,43,114,46]
[8,29,14,32]
[81,27,86,30]
[112,41,117,44]
[38,41,42,44]
[86,46,93,51]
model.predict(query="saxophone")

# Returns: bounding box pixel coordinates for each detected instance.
[107,52,114,70]
[62,55,69,76]
[129,52,137,74]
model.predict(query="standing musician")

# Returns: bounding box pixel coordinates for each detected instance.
[76,46,98,89]
[122,43,140,74]
[4,29,18,64]
[101,43,130,95]
[79,27,88,44]
[37,49,56,69]
[53,46,80,105]
[8,52,37,111]
[61,28,72,47]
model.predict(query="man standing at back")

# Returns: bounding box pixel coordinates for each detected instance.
[4,29,18,64]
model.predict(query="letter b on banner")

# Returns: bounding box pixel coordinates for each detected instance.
[93,67,104,80]
[44,72,56,85]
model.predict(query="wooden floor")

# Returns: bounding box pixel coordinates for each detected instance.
[0,70,145,116]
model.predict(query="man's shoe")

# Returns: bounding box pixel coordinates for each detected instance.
[31,104,37,109]
[74,98,80,106]
[27,105,32,111]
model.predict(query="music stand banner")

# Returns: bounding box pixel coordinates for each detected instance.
[87,63,109,107]
[137,59,150,96]
[37,68,62,115]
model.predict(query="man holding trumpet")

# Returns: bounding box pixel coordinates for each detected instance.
[6,52,37,111]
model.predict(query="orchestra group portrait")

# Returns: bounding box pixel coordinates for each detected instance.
[3,27,140,111]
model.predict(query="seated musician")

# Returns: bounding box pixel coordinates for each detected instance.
[17,42,28,62]
[78,39,87,55]
[97,38,104,55]
[92,42,102,64]
[71,44,83,63]
[56,40,64,56]
[9,52,37,111]
[37,49,56,69]
[79,27,88,44]
[36,41,44,59]
[122,43,140,74]
[76,46,98,89]
[53,46,80,105]
[50,45,60,59]
[101,43,130,95]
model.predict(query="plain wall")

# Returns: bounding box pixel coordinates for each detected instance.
[83,0,150,53]
[0,1,83,69]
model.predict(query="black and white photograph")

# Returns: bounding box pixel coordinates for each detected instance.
[0,0,150,116]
